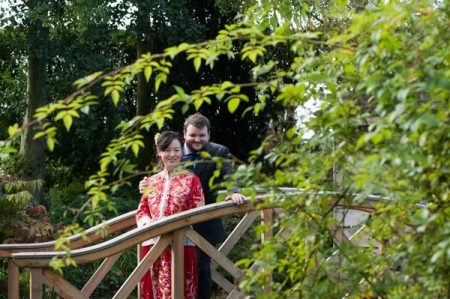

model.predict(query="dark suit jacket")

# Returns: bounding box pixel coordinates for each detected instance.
[182,142,232,245]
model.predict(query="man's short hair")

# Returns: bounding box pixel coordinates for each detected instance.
[184,112,211,132]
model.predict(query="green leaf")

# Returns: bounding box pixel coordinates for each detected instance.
[156,118,165,129]
[164,46,180,59]
[8,124,20,137]
[68,110,80,118]
[286,127,296,140]
[254,103,261,115]
[47,136,55,152]
[132,143,140,157]
[182,104,189,114]
[63,114,73,131]
[239,94,249,102]
[33,131,47,139]
[54,111,66,121]
[199,151,211,158]
[144,66,152,82]
[73,71,103,88]
[228,98,240,113]
[248,51,258,63]
[215,93,225,101]
[194,57,202,72]
[174,85,185,97]
[111,90,120,106]
[221,81,234,90]
[178,43,190,52]
[80,105,90,114]
[155,78,162,93]
[194,99,203,110]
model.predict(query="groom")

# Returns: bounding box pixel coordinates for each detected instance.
[182,112,245,299]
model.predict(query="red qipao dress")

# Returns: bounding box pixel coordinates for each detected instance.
[136,170,205,299]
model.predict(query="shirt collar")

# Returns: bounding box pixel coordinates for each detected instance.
[183,143,193,155]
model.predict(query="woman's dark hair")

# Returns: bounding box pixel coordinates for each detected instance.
[156,131,182,152]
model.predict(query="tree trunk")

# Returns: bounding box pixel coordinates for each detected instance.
[19,5,49,202]
[19,54,47,202]
[136,6,156,171]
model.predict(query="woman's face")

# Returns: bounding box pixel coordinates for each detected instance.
[158,138,182,172]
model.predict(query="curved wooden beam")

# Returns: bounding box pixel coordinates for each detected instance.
[0,210,136,257]
[12,201,254,267]
[11,194,399,268]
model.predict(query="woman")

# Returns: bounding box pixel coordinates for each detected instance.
[136,131,205,299]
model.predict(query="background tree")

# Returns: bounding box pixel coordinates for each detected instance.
[13,0,50,202]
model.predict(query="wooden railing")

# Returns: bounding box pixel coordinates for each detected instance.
[0,192,407,299]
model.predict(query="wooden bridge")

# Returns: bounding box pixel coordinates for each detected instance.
[0,190,388,298]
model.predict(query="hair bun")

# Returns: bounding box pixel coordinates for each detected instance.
[154,133,161,145]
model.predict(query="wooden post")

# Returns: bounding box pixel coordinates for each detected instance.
[8,259,19,299]
[137,243,141,299]
[260,209,273,243]
[171,229,184,299]
[260,209,273,290]
[29,268,43,299]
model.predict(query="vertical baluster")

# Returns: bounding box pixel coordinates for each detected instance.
[260,209,273,291]
[260,209,273,243]
[29,268,43,299]
[171,229,184,299]
[8,258,19,299]
[137,243,141,299]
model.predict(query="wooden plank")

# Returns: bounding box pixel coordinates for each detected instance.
[42,269,87,299]
[218,211,258,256]
[8,258,19,299]
[185,228,244,280]
[211,211,258,275]
[114,235,171,299]
[260,209,273,243]
[29,268,42,299]
[172,229,184,299]
[330,224,350,246]
[211,268,234,293]
[227,288,245,299]
[137,243,142,299]
[261,209,273,289]
[81,252,123,296]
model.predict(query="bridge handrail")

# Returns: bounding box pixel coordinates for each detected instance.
[0,210,136,258]
[10,192,392,267]
[11,200,254,267]
[1,189,421,260]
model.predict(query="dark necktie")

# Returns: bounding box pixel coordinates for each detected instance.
[183,152,200,170]
[184,152,199,161]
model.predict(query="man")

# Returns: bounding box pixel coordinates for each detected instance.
[140,112,245,299]
[184,112,246,299]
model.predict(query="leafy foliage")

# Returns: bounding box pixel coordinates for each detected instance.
[0,172,57,243]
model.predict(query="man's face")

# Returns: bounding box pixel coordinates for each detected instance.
[184,124,210,152]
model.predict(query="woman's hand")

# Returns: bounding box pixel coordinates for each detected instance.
[139,177,148,194]
[225,193,247,205]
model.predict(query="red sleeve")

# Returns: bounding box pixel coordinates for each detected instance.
[136,194,152,227]
[188,175,205,210]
